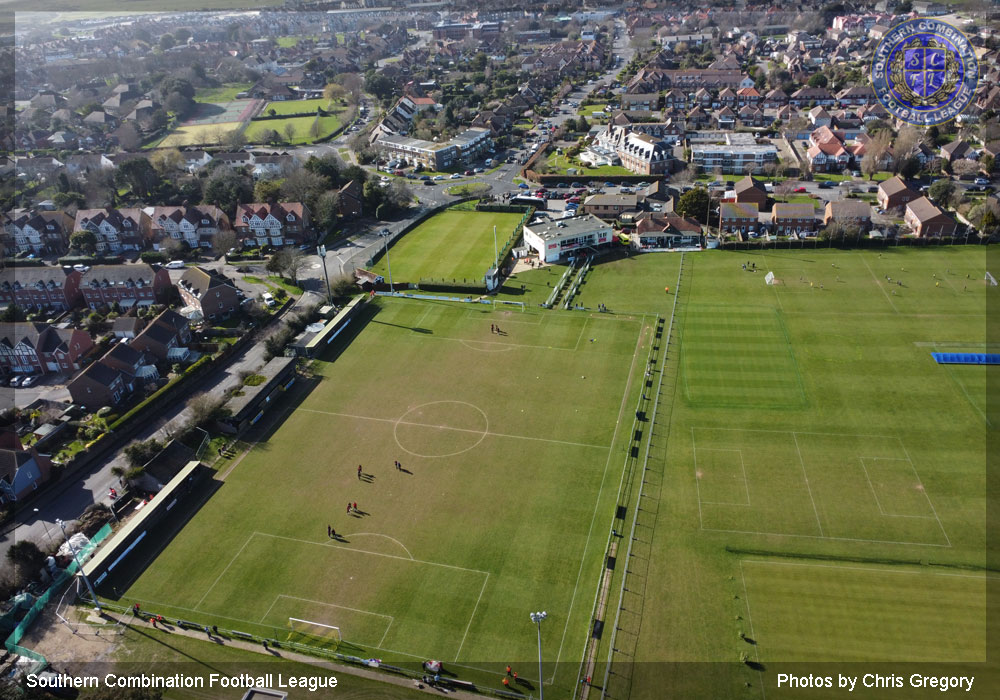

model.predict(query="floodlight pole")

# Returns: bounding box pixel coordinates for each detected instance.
[380,230,394,293]
[57,519,101,613]
[493,225,499,269]
[318,245,332,301]
[530,611,547,699]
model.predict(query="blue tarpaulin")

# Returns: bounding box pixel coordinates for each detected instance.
[931,353,1000,365]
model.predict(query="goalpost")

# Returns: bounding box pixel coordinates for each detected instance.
[764,271,780,285]
[986,272,998,287]
[287,617,342,651]
[493,299,525,311]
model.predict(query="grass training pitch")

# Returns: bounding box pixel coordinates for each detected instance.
[263,98,340,116]
[244,115,342,144]
[158,122,242,148]
[369,206,525,284]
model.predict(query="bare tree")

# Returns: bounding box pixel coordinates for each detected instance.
[212,229,238,257]
[952,159,981,180]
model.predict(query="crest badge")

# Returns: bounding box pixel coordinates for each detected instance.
[871,18,978,126]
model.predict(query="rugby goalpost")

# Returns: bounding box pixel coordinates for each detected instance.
[287,617,342,650]
[986,271,998,287]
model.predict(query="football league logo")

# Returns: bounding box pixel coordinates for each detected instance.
[871,18,978,126]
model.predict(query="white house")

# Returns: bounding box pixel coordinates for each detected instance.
[522,214,614,263]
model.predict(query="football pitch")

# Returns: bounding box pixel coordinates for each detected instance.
[121,299,656,693]
[369,207,525,284]
[115,245,992,698]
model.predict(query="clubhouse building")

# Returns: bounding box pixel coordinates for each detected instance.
[522,214,614,263]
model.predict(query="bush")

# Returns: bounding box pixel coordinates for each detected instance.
[140,251,168,264]
[243,374,266,386]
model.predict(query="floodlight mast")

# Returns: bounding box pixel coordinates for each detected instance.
[57,519,101,613]
[530,610,547,699]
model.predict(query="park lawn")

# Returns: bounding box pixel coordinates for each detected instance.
[245,114,342,144]
[264,98,340,116]
[118,297,652,699]
[275,35,318,47]
[578,103,609,116]
[194,83,252,103]
[159,122,242,147]
[545,153,633,176]
[369,207,524,283]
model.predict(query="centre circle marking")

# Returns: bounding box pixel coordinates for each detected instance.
[393,400,489,458]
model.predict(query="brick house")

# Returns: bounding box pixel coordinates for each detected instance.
[130,309,192,361]
[877,176,918,211]
[79,264,173,310]
[338,180,363,218]
[178,267,243,320]
[234,202,312,248]
[0,267,83,310]
[824,200,872,231]
[73,208,151,253]
[771,203,818,236]
[904,196,957,237]
[582,194,640,220]
[720,202,760,235]
[732,175,768,209]
[0,322,94,375]
[67,360,135,410]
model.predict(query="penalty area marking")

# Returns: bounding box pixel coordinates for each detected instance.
[259,594,395,648]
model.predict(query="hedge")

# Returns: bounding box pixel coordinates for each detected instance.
[2,258,46,267]
[140,251,168,263]
[58,255,125,266]
[108,355,213,432]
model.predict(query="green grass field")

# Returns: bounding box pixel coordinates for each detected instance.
[194,83,252,104]
[120,299,654,696]
[159,122,241,147]
[105,243,993,698]
[545,153,632,176]
[244,115,342,144]
[369,207,524,284]
[263,98,339,116]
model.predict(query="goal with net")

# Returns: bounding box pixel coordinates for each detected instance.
[287,617,342,651]
[493,299,525,311]
[986,272,998,287]
[764,271,780,285]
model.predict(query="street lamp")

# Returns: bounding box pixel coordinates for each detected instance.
[56,519,101,613]
[33,508,54,546]
[530,611,547,699]
[379,229,394,293]
[317,245,333,301]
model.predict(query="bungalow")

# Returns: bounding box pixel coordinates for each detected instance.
[720,201,760,236]
[904,196,956,237]
[877,176,918,211]
[632,213,702,250]
[771,202,818,236]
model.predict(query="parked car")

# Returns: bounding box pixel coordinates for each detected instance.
[974,177,990,186]
[570,182,584,188]
[818,181,834,189]
[464,170,474,176]
[794,186,808,193]
[434,175,445,180]
[557,182,569,188]
[450,173,462,179]
[21,375,38,387]
[604,182,615,188]
[9,376,23,387]
[165,260,186,269]
[518,183,530,189]
[420,175,431,181]
[261,292,276,307]
[423,179,436,186]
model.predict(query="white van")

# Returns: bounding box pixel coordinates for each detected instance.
[261,292,276,307]
[485,158,494,167]
[166,260,186,269]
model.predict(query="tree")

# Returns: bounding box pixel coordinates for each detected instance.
[928,179,955,206]
[982,154,995,174]
[266,248,309,282]
[222,128,247,151]
[70,229,97,255]
[364,71,395,102]
[159,34,176,51]
[6,541,46,585]
[124,438,164,468]
[303,154,341,187]
[861,152,880,180]
[323,83,347,103]
[676,188,711,224]
[384,179,413,211]
[254,179,284,203]
[116,122,141,151]
[283,121,297,144]
[212,229,238,256]
[899,155,922,179]
[952,159,981,180]
[893,125,926,164]
[807,73,828,88]
[203,168,253,212]
[114,157,161,200]
[314,190,342,233]
[281,167,327,210]
[186,393,229,430]
[150,148,185,175]
[174,28,192,43]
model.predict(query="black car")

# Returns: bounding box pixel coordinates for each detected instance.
[423,179,436,186]
[818,181,834,189]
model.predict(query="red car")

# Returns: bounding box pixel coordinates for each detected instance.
[793,186,807,193]
[464,170,473,176]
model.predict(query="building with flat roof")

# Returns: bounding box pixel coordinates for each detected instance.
[522,214,614,262]
[691,139,777,174]
[375,128,493,171]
